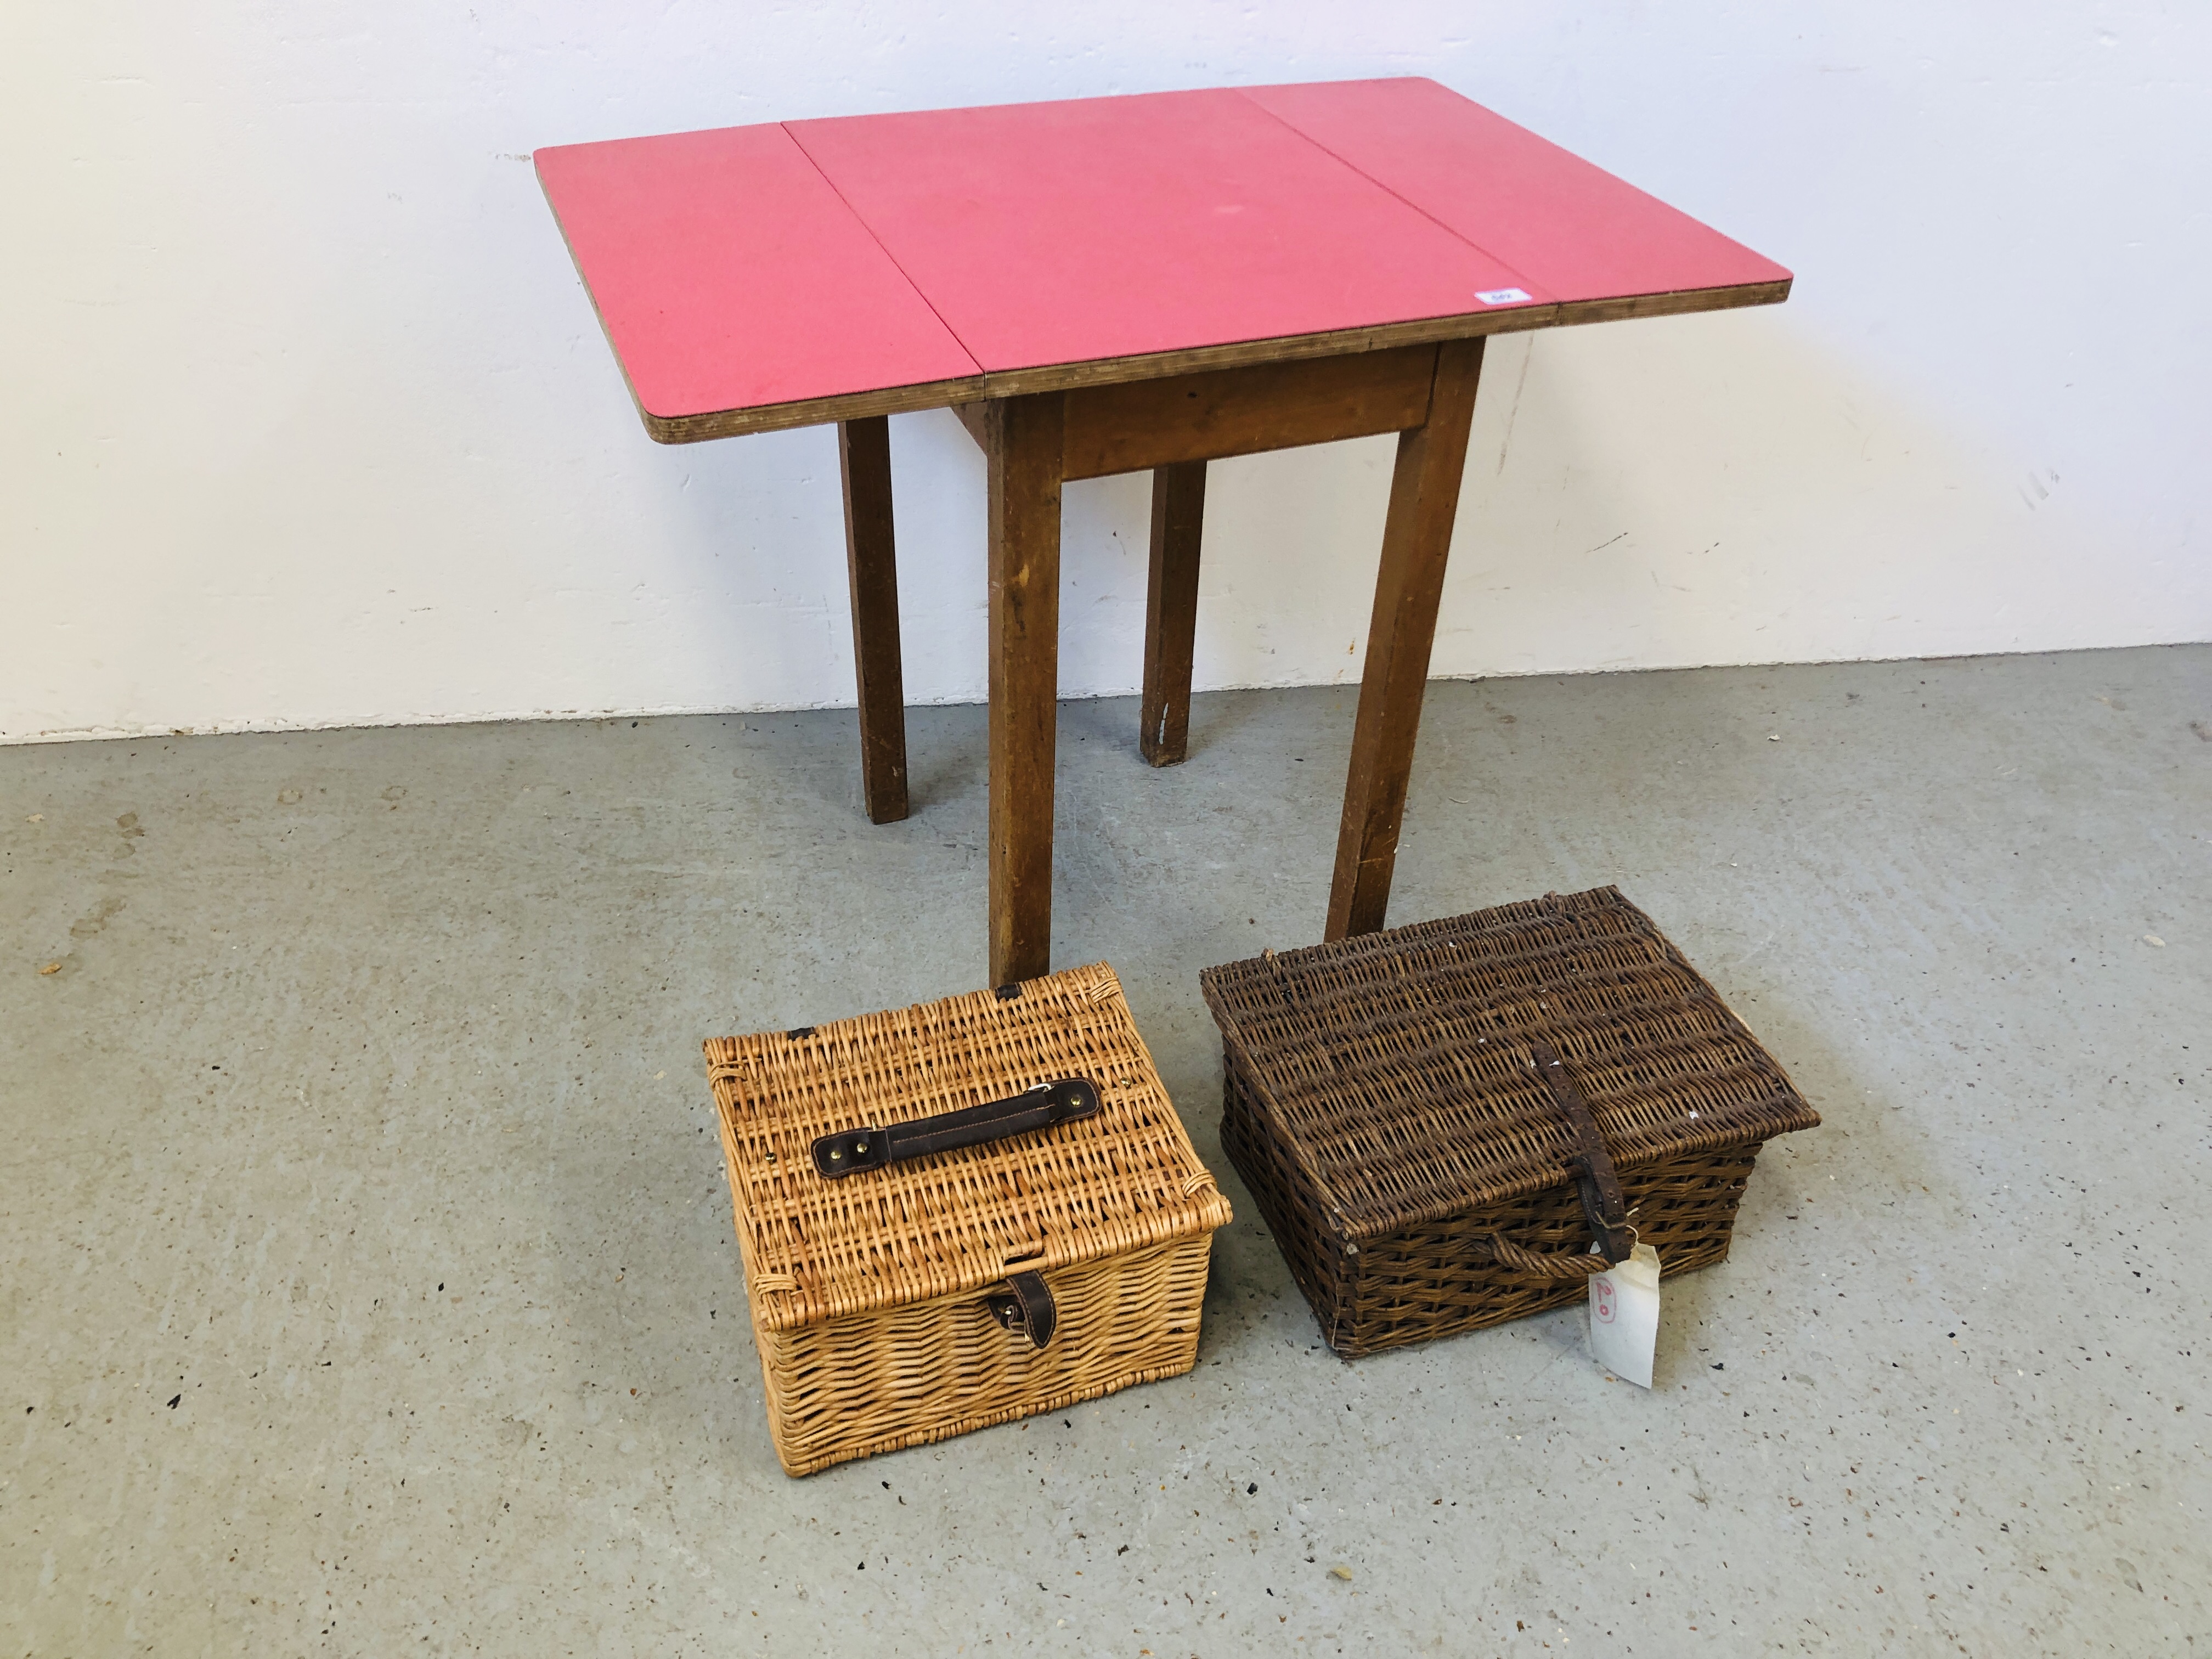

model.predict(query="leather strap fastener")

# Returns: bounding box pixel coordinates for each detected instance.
[810,1077,1102,1180]
[1473,1041,1639,1278]
[982,1270,1057,1349]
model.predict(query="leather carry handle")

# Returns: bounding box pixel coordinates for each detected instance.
[982,1270,1057,1349]
[1474,1042,1639,1278]
[810,1077,1102,1180]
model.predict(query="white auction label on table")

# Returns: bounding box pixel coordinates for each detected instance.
[1588,1244,1662,1387]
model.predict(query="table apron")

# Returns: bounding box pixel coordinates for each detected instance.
[955,343,1441,482]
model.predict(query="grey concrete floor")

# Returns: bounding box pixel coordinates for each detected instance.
[3,646,2208,1657]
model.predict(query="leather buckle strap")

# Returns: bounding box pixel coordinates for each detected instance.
[1527,1040,1637,1265]
[983,1270,1057,1348]
[810,1077,1102,1179]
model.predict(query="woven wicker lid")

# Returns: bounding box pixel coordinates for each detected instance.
[1199,887,1819,1242]
[705,962,1231,1331]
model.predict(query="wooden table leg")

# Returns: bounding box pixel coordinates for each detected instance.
[1139,460,1207,766]
[1324,337,1486,941]
[839,416,909,824]
[985,393,1066,984]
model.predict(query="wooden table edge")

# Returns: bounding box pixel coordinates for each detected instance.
[636,278,1791,444]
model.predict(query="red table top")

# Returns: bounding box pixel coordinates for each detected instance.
[535,79,1789,440]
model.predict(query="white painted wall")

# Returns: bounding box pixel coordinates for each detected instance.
[5,4,2207,744]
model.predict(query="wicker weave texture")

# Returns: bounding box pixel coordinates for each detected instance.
[706,962,1231,1474]
[1201,887,1816,1356]
[759,1236,1212,1475]
[1200,887,1818,1238]
[1223,1058,1760,1356]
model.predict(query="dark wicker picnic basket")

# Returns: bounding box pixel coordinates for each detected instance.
[1200,887,1818,1358]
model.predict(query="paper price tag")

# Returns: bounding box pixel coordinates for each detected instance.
[1588,1244,1661,1387]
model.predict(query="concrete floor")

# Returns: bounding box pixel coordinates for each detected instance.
[3,645,2207,1657]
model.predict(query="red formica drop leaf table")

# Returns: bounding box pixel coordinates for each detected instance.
[536,78,1790,984]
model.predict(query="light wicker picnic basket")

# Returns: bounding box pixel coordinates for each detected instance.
[704,962,1231,1476]
[1201,887,1819,1358]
